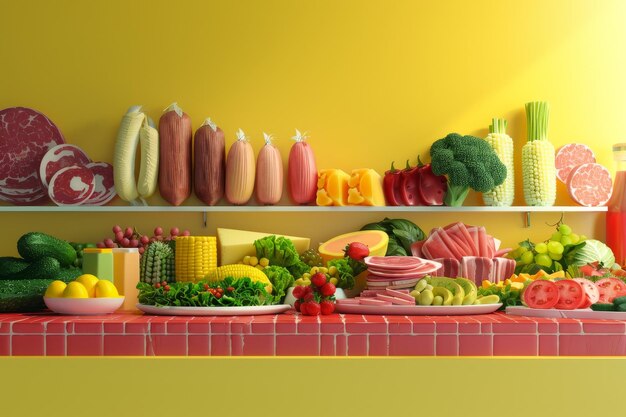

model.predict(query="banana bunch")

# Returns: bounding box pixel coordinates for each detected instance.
[410,277,499,306]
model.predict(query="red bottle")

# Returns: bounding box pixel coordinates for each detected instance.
[606,143,626,265]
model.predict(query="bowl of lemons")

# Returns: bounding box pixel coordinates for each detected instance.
[44,274,125,315]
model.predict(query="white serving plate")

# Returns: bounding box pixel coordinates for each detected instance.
[335,303,502,316]
[137,303,291,316]
[44,296,125,315]
[506,306,626,320]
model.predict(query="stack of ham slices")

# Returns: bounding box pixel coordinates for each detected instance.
[362,256,441,292]
[336,288,416,306]
[39,144,116,206]
[411,222,515,285]
[555,143,612,207]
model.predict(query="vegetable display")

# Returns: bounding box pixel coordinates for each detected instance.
[522,101,556,206]
[482,118,514,206]
[430,133,507,207]
[262,265,294,302]
[174,236,217,283]
[137,116,159,199]
[225,129,255,205]
[194,118,225,206]
[137,277,274,307]
[287,129,317,204]
[159,102,192,206]
[255,133,283,205]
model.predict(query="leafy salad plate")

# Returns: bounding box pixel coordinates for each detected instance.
[137,304,291,316]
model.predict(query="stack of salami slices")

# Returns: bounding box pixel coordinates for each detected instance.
[40,144,116,206]
[362,256,441,292]
[555,143,612,207]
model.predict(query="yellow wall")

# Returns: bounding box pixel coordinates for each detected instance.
[1,0,626,253]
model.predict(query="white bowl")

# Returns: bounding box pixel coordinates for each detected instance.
[44,296,125,315]
[283,287,346,307]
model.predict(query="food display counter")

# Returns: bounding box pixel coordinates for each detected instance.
[2,311,625,357]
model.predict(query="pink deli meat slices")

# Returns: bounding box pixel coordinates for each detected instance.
[359,298,392,306]
[492,257,516,282]
[555,143,596,183]
[384,288,417,303]
[364,256,429,270]
[39,144,91,188]
[375,294,415,305]
[0,107,65,204]
[461,256,494,285]
[431,258,461,277]
[566,162,612,207]
[48,166,95,206]
[83,162,116,205]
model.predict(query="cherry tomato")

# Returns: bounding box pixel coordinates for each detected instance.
[227,286,235,292]
[595,278,626,303]
[154,283,161,289]
[164,285,171,292]
[523,280,559,309]
[553,280,584,310]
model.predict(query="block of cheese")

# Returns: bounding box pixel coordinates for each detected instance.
[347,168,385,206]
[217,228,311,266]
[316,169,350,206]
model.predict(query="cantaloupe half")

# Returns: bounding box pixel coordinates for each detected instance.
[318,230,389,263]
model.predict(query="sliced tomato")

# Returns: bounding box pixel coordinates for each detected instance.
[523,280,559,309]
[573,278,600,308]
[554,280,585,310]
[595,278,626,303]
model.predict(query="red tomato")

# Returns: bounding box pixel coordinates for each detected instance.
[523,280,559,309]
[595,278,626,303]
[573,278,599,308]
[553,280,584,310]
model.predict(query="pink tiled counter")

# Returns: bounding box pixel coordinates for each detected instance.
[1,311,626,356]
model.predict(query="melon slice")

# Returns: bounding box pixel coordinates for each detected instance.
[318,230,389,263]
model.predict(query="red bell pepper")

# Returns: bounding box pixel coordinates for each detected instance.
[400,160,426,206]
[383,162,403,206]
[416,156,447,206]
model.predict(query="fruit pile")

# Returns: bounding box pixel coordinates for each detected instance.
[97,225,190,254]
[292,272,337,315]
[240,255,270,270]
[45,274,120,298]
[294,266,339,287]
[508,221,586,274]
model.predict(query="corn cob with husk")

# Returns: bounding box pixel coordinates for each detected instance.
[522,101,556,206]
[113,106,145,204]
[175,236,217,283]
[482,118,514,206]
[205,264,273,293]
[140,241,174,283]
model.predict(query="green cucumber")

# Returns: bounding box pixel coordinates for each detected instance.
[0,274,75,312]
[0,257,30,279]
[613,296,626,306]
[17,232,77,266]
[591,303,616,312]
[1,257,61,280]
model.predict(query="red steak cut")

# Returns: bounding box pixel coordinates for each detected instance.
[83,162,116,205]
[48,166,95,205]
[39,144,91,188]
[0,107,65,204]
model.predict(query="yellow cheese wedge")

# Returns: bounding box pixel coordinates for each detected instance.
[217,228,311,266]
[347,168,385,206]
[316,169,350,206]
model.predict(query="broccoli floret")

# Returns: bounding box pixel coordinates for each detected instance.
[430,133,507,206]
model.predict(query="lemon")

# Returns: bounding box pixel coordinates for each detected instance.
[95,280,119,298]
[62,281,89,298]
[44,280,67,298]
[75,274,99,297]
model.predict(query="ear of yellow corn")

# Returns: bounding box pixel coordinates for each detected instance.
[205,264,272,294]
[137,116,159,200]
[175,236,217,283]
[482,118,514,206]
[522,102,556,206]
